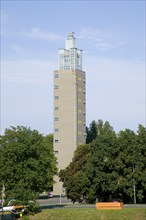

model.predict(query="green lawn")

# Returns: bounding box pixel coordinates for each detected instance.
[29,208,146,220]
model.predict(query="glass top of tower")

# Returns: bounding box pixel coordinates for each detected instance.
[59,32,82,71]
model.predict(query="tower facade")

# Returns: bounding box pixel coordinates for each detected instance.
[53,32,86,195]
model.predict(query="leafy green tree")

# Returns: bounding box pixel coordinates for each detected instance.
[87,124,146,203]
[60,120,118,203]
[114,129,137,203]
[114,126,146,203]
[86,120,118,203]
[59,144,91,203]
[136,125,146,203]
[0,126,57,202]
[60,120,146,204]
[86,120,97,144]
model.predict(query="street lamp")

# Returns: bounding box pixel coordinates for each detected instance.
[60,183,62,204]
[132,163,136,204]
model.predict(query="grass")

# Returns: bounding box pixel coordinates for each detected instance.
[28,208,146,220]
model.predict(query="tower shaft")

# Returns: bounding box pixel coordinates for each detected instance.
[53,32,86,195]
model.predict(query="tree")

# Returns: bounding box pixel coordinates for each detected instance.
[86,120,118,203]
[0,126,57,202]
[60,120,146,204]
[60,120,118,203]
[114,129,137,203]
[87,123,146,203]
[115,126,146,203]
[133,125,146,203]
[86,120,97,144]
[59,144,91,203]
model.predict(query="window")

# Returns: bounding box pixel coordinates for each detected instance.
[54,139,59,143]
[54,96,59,99]
[55,150,59,154]
[54,106,59,110]
[54,128,59,132]
[54,74,59,78]
[54,117,59,121]
[54,85,59,89]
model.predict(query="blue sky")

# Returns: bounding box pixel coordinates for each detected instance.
[1,0,145,135]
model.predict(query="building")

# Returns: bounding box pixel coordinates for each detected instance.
[53,32,86,195]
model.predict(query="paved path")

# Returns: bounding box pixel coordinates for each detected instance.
[37,197,146,209]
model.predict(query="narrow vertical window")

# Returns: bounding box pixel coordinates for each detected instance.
[54,74,59,78]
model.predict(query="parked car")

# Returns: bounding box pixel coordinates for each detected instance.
[48,192,53,198]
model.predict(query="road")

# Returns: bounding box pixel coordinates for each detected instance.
[38,196,72,206]
[37,196,146,209]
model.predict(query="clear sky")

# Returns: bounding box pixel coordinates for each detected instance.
[1,0,145,135]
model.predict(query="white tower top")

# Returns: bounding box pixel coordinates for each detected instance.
[58,32,82,71]
[65,32,76,50]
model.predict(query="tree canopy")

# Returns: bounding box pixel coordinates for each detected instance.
[59,120,146,204]
[86,120,97,144]
[59,144,91,203]
[0,126,57,202]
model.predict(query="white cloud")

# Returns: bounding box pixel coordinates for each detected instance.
[1,26,63,42]
[78,27,126,51]
[78,28,102,41]
[1,59,56,84]
[11,44,28,55]
[23,27,62,41]
[95,41,125,51]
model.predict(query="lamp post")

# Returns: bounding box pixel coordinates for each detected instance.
[60,183,62,205]
[2,184,5,209]
[132,163,136,204]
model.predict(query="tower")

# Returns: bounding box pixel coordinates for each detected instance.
[53,32,86,195]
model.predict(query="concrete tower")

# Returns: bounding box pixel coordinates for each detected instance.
[53,32,86,195]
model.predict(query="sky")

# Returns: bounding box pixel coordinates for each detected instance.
[1,0,145,136]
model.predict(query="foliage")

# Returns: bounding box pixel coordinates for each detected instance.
[136,125,146,202]
[59,144,91,203]
[24,202,41,215]
[14,202,40,220]
[86,120,118,203]
[0,126,57,203]
[86,120,97,144]
[59,120,146,204]
[111,126,146,203]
